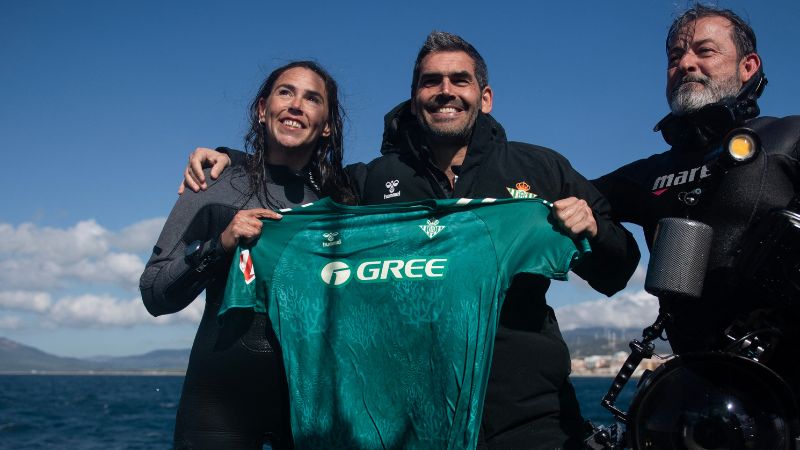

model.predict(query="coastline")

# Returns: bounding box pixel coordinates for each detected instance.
[0,370,186,376]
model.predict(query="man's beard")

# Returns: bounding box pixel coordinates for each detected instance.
[415,99,476,145]
[668,71,742,115]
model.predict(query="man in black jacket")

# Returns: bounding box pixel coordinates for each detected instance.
[359,32,639,449]
[593,5,800,397]
[184,32,639,450]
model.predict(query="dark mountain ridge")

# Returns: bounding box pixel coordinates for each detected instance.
[1,328,670,373]
[0,337,189,373]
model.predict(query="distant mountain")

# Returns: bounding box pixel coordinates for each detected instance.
[0,337,97,372]
[2,328,672,374]
[86,348,190,370]
[562,327,672,357]
[0,337,189,373]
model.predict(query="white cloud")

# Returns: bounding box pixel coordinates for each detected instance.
[556,289,660,331]
[0,221,110,263]
[42,292,204,328]
[630,263,647,284]
[0,291,53,312]
[0,218,163,291]
[0,217,210,331]
[112,218,166,253]
[0,315,23,330]
[64,252,145,287]
[50,294,153,327]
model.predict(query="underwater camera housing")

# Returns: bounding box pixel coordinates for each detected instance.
[585,128,800,449]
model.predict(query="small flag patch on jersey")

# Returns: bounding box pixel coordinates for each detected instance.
[239,249,256,285]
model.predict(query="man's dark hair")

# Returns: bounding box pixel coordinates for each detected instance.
[666,4,757,59]
[411,31,489,96]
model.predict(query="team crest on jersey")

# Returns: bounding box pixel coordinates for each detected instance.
[507,181,537,199]
[384,180,401,199]
[239,249,256,285]
[419,218,445,239]
[322,232,342,247]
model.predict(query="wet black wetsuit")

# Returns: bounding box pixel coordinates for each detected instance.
[593,115,800,354]
[140,165,318,449]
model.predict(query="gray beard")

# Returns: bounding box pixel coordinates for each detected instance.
[668,72,742,115]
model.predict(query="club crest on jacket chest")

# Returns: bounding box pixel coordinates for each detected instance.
[506,181,538,199]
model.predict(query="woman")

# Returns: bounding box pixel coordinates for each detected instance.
[140,61,357,449]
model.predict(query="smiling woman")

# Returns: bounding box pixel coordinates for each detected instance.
[139,61,357,450]
[259,68,332,169]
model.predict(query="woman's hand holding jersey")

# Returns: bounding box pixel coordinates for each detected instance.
[220,208,283,252]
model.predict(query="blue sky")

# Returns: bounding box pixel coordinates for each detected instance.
[2,0,799,357]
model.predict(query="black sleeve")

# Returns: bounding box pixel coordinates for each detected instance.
[216,146,249,168]
[139,170,235,316]
[555,158,641,296]
[591,169,638,225]
[344,162,368,202]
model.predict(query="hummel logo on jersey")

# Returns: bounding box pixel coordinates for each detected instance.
[651,164,711,194]
[420,219,445,239]
[322,232,341,247]
[507,181,537,199]
[239,249,256,285]
[384,180,401,199]
[320,258,448,287]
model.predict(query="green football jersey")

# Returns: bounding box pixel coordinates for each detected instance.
[221,197,589,450]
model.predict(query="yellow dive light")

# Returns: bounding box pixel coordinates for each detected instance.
[723,128,761,163]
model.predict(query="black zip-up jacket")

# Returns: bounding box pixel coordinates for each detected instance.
[356,102,640,447]
[593,115,800,355]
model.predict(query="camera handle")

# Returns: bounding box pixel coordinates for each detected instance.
[600,312,671,424]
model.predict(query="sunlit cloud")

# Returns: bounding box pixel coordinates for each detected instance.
[0,218,163,291]
[50,293,204,328]
[0,221,110,262]
[0,217,207,332]
[556,289,659,331]
[0,291,53,312]
[111,218,166,253]
[630,264,647,284]
[569,263,648,291]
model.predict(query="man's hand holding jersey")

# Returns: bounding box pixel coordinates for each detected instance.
[552,197,598,239]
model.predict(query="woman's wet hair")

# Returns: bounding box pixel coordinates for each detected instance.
[244,60,357,207]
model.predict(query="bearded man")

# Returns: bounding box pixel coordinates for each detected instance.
[592,5,800,401]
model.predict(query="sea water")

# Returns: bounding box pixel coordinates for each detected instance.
[0,375,630,449]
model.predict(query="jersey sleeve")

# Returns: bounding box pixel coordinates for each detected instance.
[218,213,316,320]
[474,199,589,281]
[220,246,262,317]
